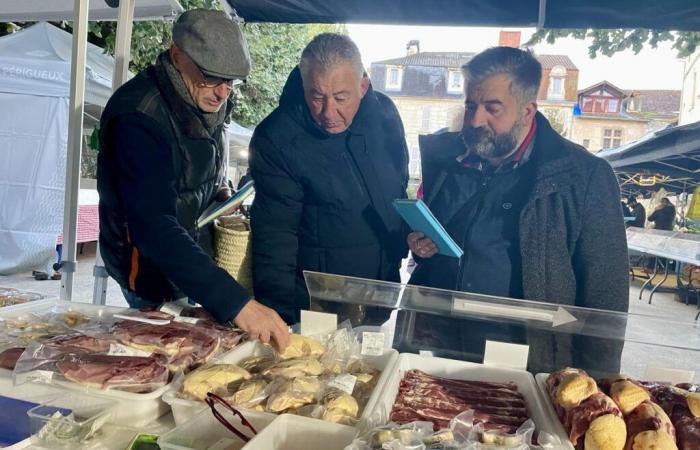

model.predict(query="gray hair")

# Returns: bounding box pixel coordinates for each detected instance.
[299,33,365,82]
[462,47,542,106]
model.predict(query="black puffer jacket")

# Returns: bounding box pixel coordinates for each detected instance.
[250,67,409,323]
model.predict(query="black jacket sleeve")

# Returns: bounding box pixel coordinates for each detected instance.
[111,115,251,323]
[249,130,304,311]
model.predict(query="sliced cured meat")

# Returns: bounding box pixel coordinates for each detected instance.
[56,353,169,393]
[566,393,623,445]
[0,347,24,370]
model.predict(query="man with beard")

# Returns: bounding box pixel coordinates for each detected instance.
[405,47,628,374]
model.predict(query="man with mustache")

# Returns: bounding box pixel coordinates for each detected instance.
[407,47,628,373]
[249,33,409,324]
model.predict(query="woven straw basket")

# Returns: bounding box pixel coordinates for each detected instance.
[214,215,252,290]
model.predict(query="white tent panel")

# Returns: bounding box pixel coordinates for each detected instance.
[0,0,183,22]
[0,93,68,274]
[0,22,115,106]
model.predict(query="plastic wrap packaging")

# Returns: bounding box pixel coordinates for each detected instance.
[0,288,43,307]
[111,319,222,372]
[13,332,170,393]
[348,411,562,450]
[174,327,385,426]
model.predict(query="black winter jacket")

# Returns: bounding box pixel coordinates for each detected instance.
[250,68,409,323]
[409,112,629,374]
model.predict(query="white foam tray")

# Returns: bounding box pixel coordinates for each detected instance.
[535,373,575,450]
[368,353,571,447]
[163,340,399,428]
[0,300,165,427]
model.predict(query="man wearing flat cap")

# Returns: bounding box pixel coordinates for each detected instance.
[97,9,289,350]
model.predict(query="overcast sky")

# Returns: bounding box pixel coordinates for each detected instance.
[347,25,685,91]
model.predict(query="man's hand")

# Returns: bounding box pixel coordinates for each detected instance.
[234,299,290,352]
[216,186,232,202]
[407,232,438,259]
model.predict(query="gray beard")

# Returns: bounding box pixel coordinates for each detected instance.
[463,120,524,160]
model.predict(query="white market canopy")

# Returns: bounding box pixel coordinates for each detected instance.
[0,22,116,107]
[0,0,182,22]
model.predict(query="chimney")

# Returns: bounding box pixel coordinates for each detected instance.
[499,31,521,48]
[406,40,420,56]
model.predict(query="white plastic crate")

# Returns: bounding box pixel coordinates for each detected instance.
[369,353,570,447]
[157,405,275,450]
[163,340,398,427]
[241,414,356,450]
[0,300,165,427]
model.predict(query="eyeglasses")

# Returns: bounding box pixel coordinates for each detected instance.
[205,393,257,442]
[193,64,245,91]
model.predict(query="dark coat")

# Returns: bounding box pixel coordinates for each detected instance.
[630,203,646,228]
[649,204,676,230]
[250,67,409,323]
[97,57,250,324]
[410,112,629,374]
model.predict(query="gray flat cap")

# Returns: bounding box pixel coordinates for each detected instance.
[173,9,251,79]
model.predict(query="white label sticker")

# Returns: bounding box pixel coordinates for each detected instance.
[418,350,434,357]
[160,302,185,316]
[300,310,337,336]
[483,340,529,370]
[328,374,357,394]
[26,369,54,384]
[361,331,386,356]
[645,366,695,384]
[173,315,200,325]
[108,343,152,358]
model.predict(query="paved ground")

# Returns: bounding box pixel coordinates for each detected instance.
[2,245,699,379]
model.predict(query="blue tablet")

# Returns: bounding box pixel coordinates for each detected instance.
[393,199,463,258]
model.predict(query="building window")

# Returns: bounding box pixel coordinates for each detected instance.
[583,139,590,148]
[421,107,432,131]
[603,128,622,148]
[385,66,403,91]
[447,70,463,94]
[607,98,619,113]
[547,65,566,100]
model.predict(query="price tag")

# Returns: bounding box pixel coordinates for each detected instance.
[328,374,357,395]
[108,343,151,357]
[160,302,185,316]
[300,310,337,336]
[361,332,386,356]
[173,316,200,325]
[483,340,529,370]
[645,367,695,384]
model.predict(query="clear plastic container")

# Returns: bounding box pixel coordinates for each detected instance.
[28,392,115,449]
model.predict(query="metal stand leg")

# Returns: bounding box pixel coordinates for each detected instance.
[649,259,670,305]
[639,256,659,300]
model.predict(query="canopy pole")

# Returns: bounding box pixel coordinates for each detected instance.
[537,0,547,28]
[92,0,136,306]
[60,0,90,302]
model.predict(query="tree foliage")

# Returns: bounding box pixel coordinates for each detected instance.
[526,29,700,59]
[0,0,343,127]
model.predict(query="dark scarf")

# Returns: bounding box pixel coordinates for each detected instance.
[155,51,228,134]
